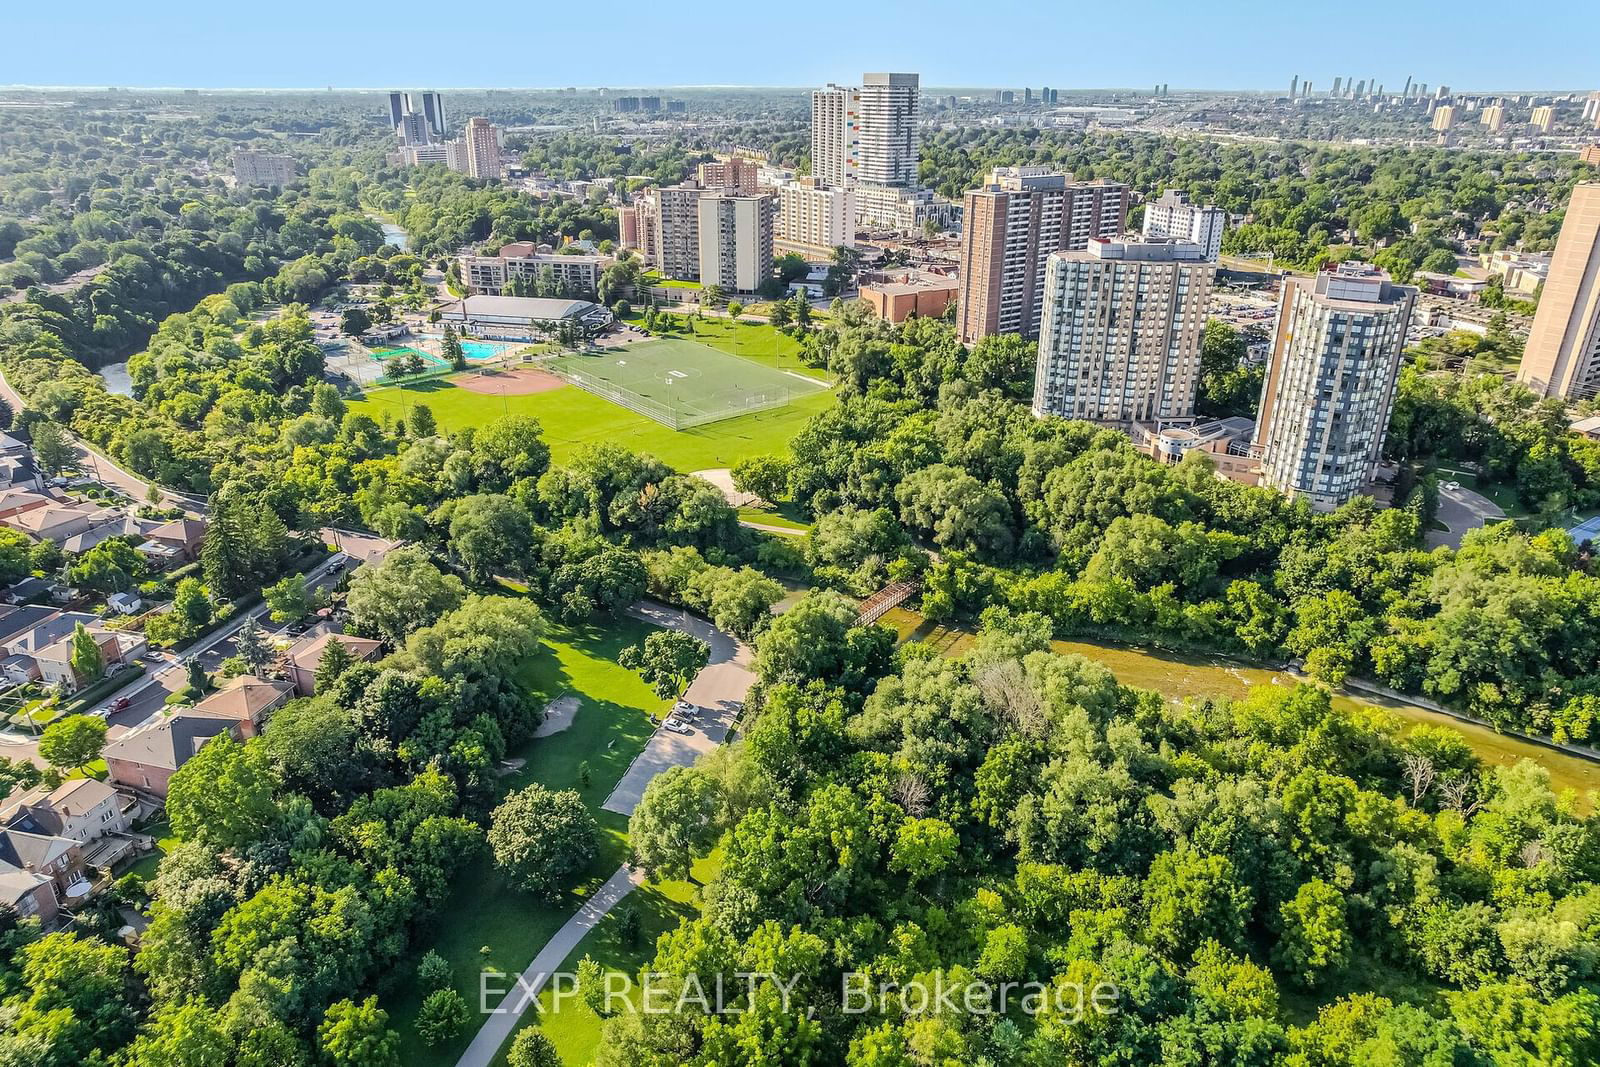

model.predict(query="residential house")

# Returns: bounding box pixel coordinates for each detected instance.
[106,592,142,616]
[1,778,133,845]
[0,432,42,492]
[284,631,382,696]
[103,712,241,797]
[137,517,206,565]
[1,577,54,606]
[189,675,294,738]
[0,488,50,523]
[0,499,116,545]
[0,825,85,923]
[0,866,59,922]
[3,611,146,691]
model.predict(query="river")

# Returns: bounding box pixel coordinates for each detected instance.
[881,607,1600,806]
[99,361,133,397]
[379,220,408,250]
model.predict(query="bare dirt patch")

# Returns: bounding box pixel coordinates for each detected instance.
[534,694,580,737]
[455,367,566,396]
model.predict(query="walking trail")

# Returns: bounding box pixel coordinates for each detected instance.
[453,601,754,1067]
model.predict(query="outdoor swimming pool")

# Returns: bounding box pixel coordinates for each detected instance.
[462,340,509,360]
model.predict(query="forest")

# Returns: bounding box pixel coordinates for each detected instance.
[600,605,1600,1065]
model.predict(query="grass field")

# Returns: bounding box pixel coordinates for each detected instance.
[634,315,816,373]
[490,849,724,1067]
[348,319,835,471]
[385,615,670,1066]
[545,336,826,427]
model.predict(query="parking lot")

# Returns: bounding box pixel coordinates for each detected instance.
[601,601,754,815]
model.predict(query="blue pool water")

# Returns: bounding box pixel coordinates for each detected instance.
[461,340,506,361]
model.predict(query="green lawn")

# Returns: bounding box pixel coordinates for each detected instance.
[737,503,811,532]
[349,376,831,473]
[491,849,724,1067]
[119,818,176,882]
[639,314,820,374]
[385,615,671,1066]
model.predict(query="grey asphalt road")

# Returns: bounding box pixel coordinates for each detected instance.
[1427,483,1506,549]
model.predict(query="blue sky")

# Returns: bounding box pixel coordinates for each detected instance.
[8,0,1598,91]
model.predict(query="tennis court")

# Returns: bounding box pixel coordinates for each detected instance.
[542,337,829,429]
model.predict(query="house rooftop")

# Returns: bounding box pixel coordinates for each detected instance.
[191,675,294,722]
[103,712,238,774]
[286,631,382,672]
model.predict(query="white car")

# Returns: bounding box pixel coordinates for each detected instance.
[1440,480,1461,492]
[672,701,697,718]
[663,718,692,734]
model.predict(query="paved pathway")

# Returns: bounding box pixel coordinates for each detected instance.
[455,865,645,1067]
[454,600,754,1067]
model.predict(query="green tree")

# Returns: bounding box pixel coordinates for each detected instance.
[415,989,471,1047]
[30,419,75,476]
[507,1029,562,1067]
[441,325,466,372]
[576,955,607,1016]
[629,766,724,878]
[166,734,282,850]
[0,528,31,585]
[319,996,401,1067]
[340,307,372,336]
[315,636,357,691]
[69,622,104,682]
[730,454,791,504]
[618,629,709,698]
[38,714,107,773]
[172,577,212,632]
[406,403,438,438]
[67,538,145,595]
[263,573,313,623]
[1275,878,1351,987]
[448,494,533,582]
[488,783,599,897]
[345,545,466,643]
[416,951,452,994]
[233,614,273,676]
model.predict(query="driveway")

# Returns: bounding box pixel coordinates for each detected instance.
[601,601,754,815]
[1428,483,1506,549]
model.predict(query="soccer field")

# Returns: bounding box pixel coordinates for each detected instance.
[542,337,828,428]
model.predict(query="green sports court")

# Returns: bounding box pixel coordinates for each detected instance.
[541,337,829,428]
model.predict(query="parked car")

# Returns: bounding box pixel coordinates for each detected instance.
[663,718,692,734]
[95,696,131,718]
[1440,480,1461,492]
[672,701,698,718]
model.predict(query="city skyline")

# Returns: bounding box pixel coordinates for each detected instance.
[9,0,1599,90]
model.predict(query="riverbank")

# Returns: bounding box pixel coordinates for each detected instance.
[882,607,1600,806]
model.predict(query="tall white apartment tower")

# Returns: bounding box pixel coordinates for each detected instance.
[1253,263,1417,509]
[1142,190,1228,261]
[811,84,861,187]
[463,117,502,180]
[856,73,920,188]
[698,194,776,293]
[1032,237,1214,427]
